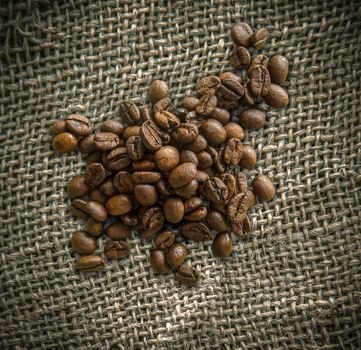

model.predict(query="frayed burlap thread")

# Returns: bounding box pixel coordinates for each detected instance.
[1,0,361,349]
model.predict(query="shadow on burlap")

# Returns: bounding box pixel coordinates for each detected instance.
[0,0,361,349]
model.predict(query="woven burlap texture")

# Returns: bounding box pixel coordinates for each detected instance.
[1,0,361,349]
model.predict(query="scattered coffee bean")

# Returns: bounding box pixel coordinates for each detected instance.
[104,240,130,259]
[120,213,139,227]
[212,232,233,258]
[223,138,243,165]
[168,163,197,188]
[206,210,229,232]
[209,107,230,125]
[239,145,257,169]
[152,97,173,114]
[107,221,131,240]
[141,206,164,238]
[148,80,169,104]
[182,96,199,111]
[101,120,125,135]
[85,162,107,188]
[196,76,221,96]
[179,150,199,166]
[231,22,253,47]
[70,199,108,222]
[184,206,208,221]
[171,123,199,144]
[200,119,227,146]
[105,194,133,216]
[154,110,180,131]
[78,134,97,154]
[123,125,141,139]
[166,243,187,269]
[71,230,97,254]
[75,255,106,271]
[132,171,162,184]
[119,101,141,125]
[51,120,67,135]
[252,174,275,201]
[150,249,171,273]
[163,196,184,224]
[66,114,92,136]
[134,184,158,206]
[248,64,271,96]
[262,83,289,108]
[52,132,78,153]
[175,265,199,286]
[252,28,269,50]
[154,230,176,249]
[67,175,90,199]
[268,55,289,85]
[86,217,103,237]
[224,122,245,141]
[181,222,211,241]
[230,46,251,69]
[239,108,266,130]
[126,136,145,160]
[99,178,117,197]
[242,84,256,106]
[90,189,108,204]
[195,94,217,116]
[154,146,180,171]
[94,132,120,151]
[140,120,165,151]
[174,179,198,199]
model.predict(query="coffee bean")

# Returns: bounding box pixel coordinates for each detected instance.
[200,119,226,146]
[152,97,173,114]
[217,79,244,102]
[154,146,180,171]
[165,243,187,269]
[195,94,217,116]
[224,122,244,141]
[214,146,226,173]
[148,80,169,104]
[196,150,213,169]
[196,76,221,96]
[134,184,158,206]
[252,174,275,201]
[104,241,130,259]
[140,120,165,151]
[94,132,120,151]
[78,134,97,154]
[168,163,197,188]
[242,84,256,106]
[75,255,106,271]
[212,232,233,258]
[181,222,211,241]
[51,120,67,135]
[179,150,198,166]
[203,178,228,204]
[140,206,164,238]
[52,132,78,153]
[209,107,230,125]
[67,175,90,199]
[230,46,251,69]
[85,162,107,188]
[175,265,199,286]
[262,83,289,108]
[249,54,269,70]
[107,221,131,240]
[101,120,125,135]
[105,195,133,216]
[252,27,269,50]
[239,145,257,169]
[184,197,203,213]
[223,138,243,165]
[231,22,253,47]
[226,193,249,225]
[248,65,271,97]
[175,108,188,120]
[154,111,180,131]
[119,101,141,125]
[113,171,134,194]
[183,134,208,153]
[70,199,108,222]
[71,231,97,254]
[103,147,131,171]
[174,179,198,199]
[99,178,117,197]
[126,136,145,160]
[163,196,184,224]
[120,213,139,227]
[206,210,229,232]
[216,95,239,110]
[219,71,243,84]
[90,189,108,205]
[132,157,157,171]
[182,96,199,111]
[66,114,92,136]
[184,111,205,128]
[139,106,152,122]
[123,125,141,139]
[184,206,208,221]
[171,123,199,144]
[235,172,248,195]
[86,217,103,237]
[132,171,161,184]
[150,249,171,273]
[154,230,176,249]
[87,151,102,164]
[218,173,236,200]
[205,146,218,163]
[155,178,174,196]
[268,55,289,85]
[195,170,210,183]
[239,108,266,130]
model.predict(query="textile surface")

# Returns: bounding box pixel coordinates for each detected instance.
[1,0,361,349]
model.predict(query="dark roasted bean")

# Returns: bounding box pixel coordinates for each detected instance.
[104,241,131,259]
[65,114,92,136]
[107,221,131,240]
[71,231,97,254]
[175,265,199,286]
[154,230,176,249]
[181,222,212,241]
[75,255,106,271]
[150,250,171,273]
[119,101,141,125]
[94,132,120,151]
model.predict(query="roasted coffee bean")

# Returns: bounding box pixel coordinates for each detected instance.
[230,46,251,69]
[163,196,184,224]
[107,221,131,240]
[148,80,169,104]
[70,199,108,222]
[232,214,251,238]
[235,172,248,194]
[86,217,103,237]
[105,194,133,216]
[102,148,129,173]
[154,146,180,171]
[71,230,97,254]
[216,95,239,110]
[171,123,198,144]
[179,150,198,166]
[75,255,106,271]
[104,241,130,259]
[183,134,208,153]
[175,108,188,120]
[218,173,236,200]
[134,184,158,207]
[195,94,217,116]
[154,230,175,249]
[268,55,289,85]
[219,71,243,84]
[87,151,102,164]
[196,151,213,169]
[212,232,233,258]
[141,206,164,238]
[184,197,203,213]
[65,114,92,136]
[248,65,271,97]
[214,146,226,173]
[169,163,197,188]
[132,157,157,171]
[132,171,161,184]
[165,243,187,269]
[139,106,152,122]
[50,120,67,135]
[252,174,275,201]
[67,175,90,199]
[239,108,266,130]
[78,134,96,154]
[99,178,117,197]
[242,84,256,106]
[224,122,244,141]
[150,250,171,273]
[119,101,141,125]
[210,202,226,214]
[140,120,165,151]
[205,146,218,163]
[209,107,230,125]
[200,119,226,146]
[196,76,221,96]
[249,54,269,70]
[126,136,145,161]
[175,265,199,286]
[245,190,256,209]
[231,22,253,47]
[223,138,243,165]
[203,178,228,204]
[252,27,269,50]
[155,178,174,196]
[94,132,120,151]
[123,126,141,139]
[239,145,257,169]
[181,222,211,241]
[184,206,207,221]
[226,193,249,225]
[217,79,244,102]
[101,119,124,135]
[154,111,180,131]
[52,132,78,153]
[85,162,107,188]
[182,96,199,111]
[183,111,204,128]
[152,97,173,114]
[262,83,289,108]
[90,189,108,204]
[196,170,210,183]
[206,210,229,232]
[174,179,198,199]
[120,213,139,227]
[113,171,134,194]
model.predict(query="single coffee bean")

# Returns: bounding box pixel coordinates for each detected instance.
[226,193,249,225]
[214,146,226,173]
[181,222,211,241]
[75,255,106,271]
[119,101,141,125]
[140,120,165,151]
[252,174,275,201]
[239,145,257,169]
[104,241,131,259]
[52,132,78,153]
[216,95,240,110]
[152,97,173,114]
[126,135,145,160]
[90,189,108,204]
[235,172,248,194]
[205,146,219,163]
[223,138,243,165]
[107,221,131,240]
[248,65,271,97]
[103,147,131,171]
[148,80,169,104]
[132,157,157,171]
[218,173,236,200]
[196,76,221,96]
[71,231,97,254]
[134,184,158,207]
[78,134,97,154]
[196,150,213,169]
[242,84,256,106]
[123,125,141,139]
[224,122,244,141]
[175,107,188,120]
[94,132,120,151]
[200,119,226,146]
[105,194,133,216]
[65,114,92,136]
[217,79,244,101]
[184,111,205,128]
[169,163,197,188]
[210,202,226,214]
[85,162,107,188]
[163,196,184,224]
[231,22,253,47]
[113,171,134,194]
[239,108,266,130]
[155,178,174,196]
[87,151,102,164]
[154,146,180,171]
[182,96,199,111]
[209,107,230,125]
[183,134,208,153]
[101,119,124,135]
[140,206,164,238]
[179,150,198,166]
[230,46,251,69]
[184,206,208,221]
[252,27,269,50]
[174,179,198,199]
[245,190,256,210]
[232,214,251,238]
[120,212,139,227]
[70,199,108,222]
[51,120,67,135]
[139,106,152,122]
[212,232,233,258]
[195,94,217,116]
[171,123,199,144]
[150,249,171,273]
[206,210,229,232]
[165,243,187,269]
[132,171,161,184]
[175,265,199,286]
[262,83,289,108]
[154,111,180,131]
[268,55,289,85]
[184,197,203,213]
[249,54,269,70]
[203,178,228,205]
[219,71,243,84]
[99,178,117,197]
[67,175,90,199]
[196,170,210,183]
[154,230,176,249]
[86,217,103,237]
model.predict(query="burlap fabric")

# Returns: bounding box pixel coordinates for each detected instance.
[1,0,361,349]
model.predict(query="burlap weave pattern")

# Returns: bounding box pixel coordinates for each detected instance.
[1,0,361,349]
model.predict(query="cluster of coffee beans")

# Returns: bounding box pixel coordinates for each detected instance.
[51,23,286,285]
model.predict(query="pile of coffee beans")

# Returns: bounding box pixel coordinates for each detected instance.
[51,23,287,286]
